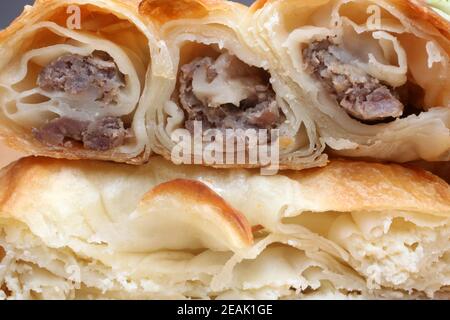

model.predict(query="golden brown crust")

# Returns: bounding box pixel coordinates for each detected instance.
[289,159,450,216]
[0,157,448,223]
[0,157,55,212]
[249,0,268,12]
[0,0,143,45]
[138,0,247,25]
[404,0,450,39]
[139,0,210,24]
[251,0,450,40]
[144,179,254,246]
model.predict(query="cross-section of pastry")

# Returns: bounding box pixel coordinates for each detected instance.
[140,0,327,170]
[1,157,448,299]
[0,0,158,163]
[250,0,450,162]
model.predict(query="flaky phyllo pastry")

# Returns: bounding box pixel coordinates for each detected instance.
[0,0,158,163]
[249,0,450,163]
[0,157,449,299]
[0,0,448,169]
[140,0,327,170]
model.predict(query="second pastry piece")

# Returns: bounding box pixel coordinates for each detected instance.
[141,0,327,169]
[0,0,160,163]
[251,0,450,162]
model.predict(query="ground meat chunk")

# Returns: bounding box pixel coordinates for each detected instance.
[83,117,127,151]
[178,54,285,132]
[32,117,89,147]
[303,40,404,121]
[33,116,128,151]
[38,51,125,104]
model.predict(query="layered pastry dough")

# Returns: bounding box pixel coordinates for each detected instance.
[0,157,448,299]
[140,0,327,170]
[0,0,159,163]
[1,0,448,168]
[249,0,450,162]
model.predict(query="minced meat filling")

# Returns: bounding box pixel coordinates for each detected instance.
[33,116,129,151]
[178,53,285,132]
[303,40,405,122]
[38,51,125,104]
[34,52,128,151]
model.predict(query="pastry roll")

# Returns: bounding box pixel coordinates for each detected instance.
[140,0,327,170]
[250,0,450,162]
[0,0,159,163]
[1,157,448,299]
